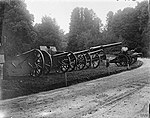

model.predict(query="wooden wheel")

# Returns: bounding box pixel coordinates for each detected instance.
[75,54,86,70]
[91,53,100,68]
[41,50,52,75]
[114,56,122,67]
[127,55,132,66]
[68,52,77,72]
[118,54,128,66]
[29,49,45,77]
[59,58,70,73]
[84,53,92,69]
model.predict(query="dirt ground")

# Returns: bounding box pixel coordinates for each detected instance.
[0,58,150,118]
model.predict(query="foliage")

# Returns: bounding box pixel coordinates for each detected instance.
[105,11,114,31]
[104,1,149,56]
[67,7,103,52]
[1,0,37,58]
[34,16,65,51]
[0,1,5,41]
[1,0,149,57]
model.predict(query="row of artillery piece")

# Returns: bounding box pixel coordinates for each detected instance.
[7,42,142,77]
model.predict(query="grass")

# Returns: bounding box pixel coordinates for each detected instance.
[1,60,143,99]
[66,60,143,85]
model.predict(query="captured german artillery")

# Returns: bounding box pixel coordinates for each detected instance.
[109,48,142,67]
[5,42,142,77]
[39,42,122,76]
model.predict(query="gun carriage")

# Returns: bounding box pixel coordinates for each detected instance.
[7,49,45,77]
[6,42,141,78]
[109,49,142,67]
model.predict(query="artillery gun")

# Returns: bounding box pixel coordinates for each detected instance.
[109,48,142,67]
[5,42,123,77]
[6,49,45,77]
[64,42,122,71]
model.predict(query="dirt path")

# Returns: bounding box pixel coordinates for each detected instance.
[0,58,150,118]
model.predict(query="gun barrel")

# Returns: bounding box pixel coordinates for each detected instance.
[73,49,89,55]
[90,42,122,51]
[89,49,103,55]
[16,49,35,57]
[53,52,69,57]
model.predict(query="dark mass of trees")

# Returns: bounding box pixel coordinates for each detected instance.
[34,16,65,51]
[67,7,103,51]
[0,0,149,58]
[0,0,37,57]
[105,1,149,56]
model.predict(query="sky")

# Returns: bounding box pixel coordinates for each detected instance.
[25,0,145,33]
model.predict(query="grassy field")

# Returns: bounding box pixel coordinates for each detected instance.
[66,60,143,85]
[1,59,143,100]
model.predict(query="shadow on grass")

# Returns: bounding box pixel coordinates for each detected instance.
[1,60,143,100]
[67,60,143,86]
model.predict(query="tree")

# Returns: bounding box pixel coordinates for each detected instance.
[69,7,82,35]
[106,11,114,31]
[34,16,64,51]
[0,1,5,44]
[102,1,149,55]
[135,1,149,56]
[103,11,121,46]
[105,1,148,52]
[67,7,103,52]
[1,0,37,58]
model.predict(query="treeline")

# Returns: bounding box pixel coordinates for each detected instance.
[67,7,103,51]
[105,1,149,56]
[67,1,149,56]
[0,0,37,58]
[0,0,149,58]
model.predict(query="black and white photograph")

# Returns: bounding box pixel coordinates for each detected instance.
[0,0,150,117]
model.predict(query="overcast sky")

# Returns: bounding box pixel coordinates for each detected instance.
[25,0,144,33]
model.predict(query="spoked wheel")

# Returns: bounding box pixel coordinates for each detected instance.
[29,49,45,77]
[68,52,77,72]
[84,53,92,69]
[114,57,122,67]
[91,53,100,69]
[127,55,132,66]
[118,54,128,67]
[59,58,70,73]
[75,54,86,70]
[41,50,52,75]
